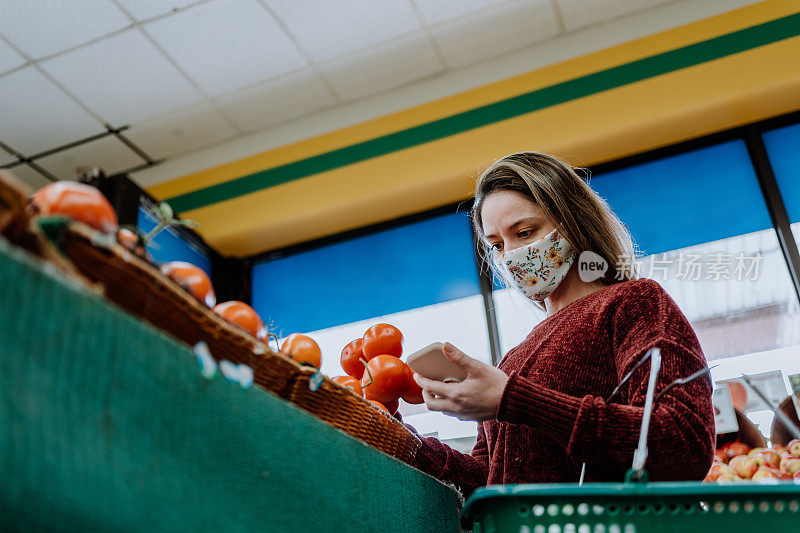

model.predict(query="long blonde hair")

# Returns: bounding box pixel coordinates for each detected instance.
[471,151,638,286]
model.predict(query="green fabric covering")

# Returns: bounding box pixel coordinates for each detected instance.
[0,238,460,532]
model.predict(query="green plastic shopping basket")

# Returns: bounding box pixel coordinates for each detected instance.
[461,480,800,532]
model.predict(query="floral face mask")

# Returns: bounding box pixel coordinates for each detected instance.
[493,228,576,302]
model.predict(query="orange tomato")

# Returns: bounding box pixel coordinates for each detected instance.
[281,333,321,368]
[401,361,424,404]
[161,261,216,307]
[368,399,390,414]
[341,338,365,379]
[213,301,264,338]
[332,375,363,396]
[32,181,118,233]
[116,227,148,259]
[361,354,407,404]
[362,323,403,360]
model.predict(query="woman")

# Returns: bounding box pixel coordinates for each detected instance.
[406,152,715,497]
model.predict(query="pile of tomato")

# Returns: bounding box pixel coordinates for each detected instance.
[28,181,274,347]
[330,324,423,415]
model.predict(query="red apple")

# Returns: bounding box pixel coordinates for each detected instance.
[773,445,787,456]
[752,466,781,481]
[794,470,800,480]
[705,462,736,482]
[782,457,800,477]
[727,441,750,459]
[747,447,765,457]
[787,439,800,457]
[729,455,759,479]
[714,448,729,464]
[717,472,742,483]
[760,450,781,469]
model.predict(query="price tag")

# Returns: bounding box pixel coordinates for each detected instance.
[712,385,739,435]
[219,359,254,389]
[194,342,217,380]
[719,371,786,411]
[309,370,324,392]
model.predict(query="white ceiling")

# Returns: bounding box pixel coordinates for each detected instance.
[0,0,764,187]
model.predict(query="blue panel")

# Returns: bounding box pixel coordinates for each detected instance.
[589,140,770,255]
[252,212,481,335]
[763,122,800,223]
[137,207,212,276]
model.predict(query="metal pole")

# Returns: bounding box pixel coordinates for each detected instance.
[471,225,502,365]
[744,126,800,303]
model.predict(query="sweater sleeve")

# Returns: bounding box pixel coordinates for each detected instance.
[400,416,489,498]
[496,279,716,481]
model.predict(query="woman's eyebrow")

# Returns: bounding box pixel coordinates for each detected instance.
[508,216,540,230]
[485,216,541,239]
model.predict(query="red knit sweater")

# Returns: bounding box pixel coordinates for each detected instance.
[406,278,715,497]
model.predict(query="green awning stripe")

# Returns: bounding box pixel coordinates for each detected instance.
[166,12,800,213]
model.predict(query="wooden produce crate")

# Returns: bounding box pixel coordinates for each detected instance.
[289,368,421,464]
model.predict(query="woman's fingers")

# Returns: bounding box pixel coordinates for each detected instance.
[441,342,483,375]
[422,388,455,413]
[413,373,455,397]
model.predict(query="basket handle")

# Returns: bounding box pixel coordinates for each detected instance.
[629,347,662,480]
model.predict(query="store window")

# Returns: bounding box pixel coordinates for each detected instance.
[252,212,481,334]
[136,206,212,276]
[252,212,489,449]
[491,287,545,356]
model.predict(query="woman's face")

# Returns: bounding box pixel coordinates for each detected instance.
[480,190,555,257]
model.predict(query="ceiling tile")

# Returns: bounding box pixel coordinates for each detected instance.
[125,102,239,159]
[320,33,443,102]
[0,67,103,155]
[263,0,421,62]
[39,29,204,125]
[556,0,677,32]
[0,39,26,75]
[215,69,336,133]
[144,0,307,96]
[113,0,199,22]
[36,136,145,180]
[432,0,561,69]
[0,0,130,60]
[412,0,511,26]
[4,164,55,190]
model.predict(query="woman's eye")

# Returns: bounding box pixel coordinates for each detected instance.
[518,229,534,238]
[489,243,503,252]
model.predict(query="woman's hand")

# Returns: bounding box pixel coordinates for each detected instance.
[413,342,509,422]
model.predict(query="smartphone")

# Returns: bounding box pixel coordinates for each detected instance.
[406,342,467,382]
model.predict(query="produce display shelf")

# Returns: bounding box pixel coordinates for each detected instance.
[0,237,460,532]
[462,480,800,532]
